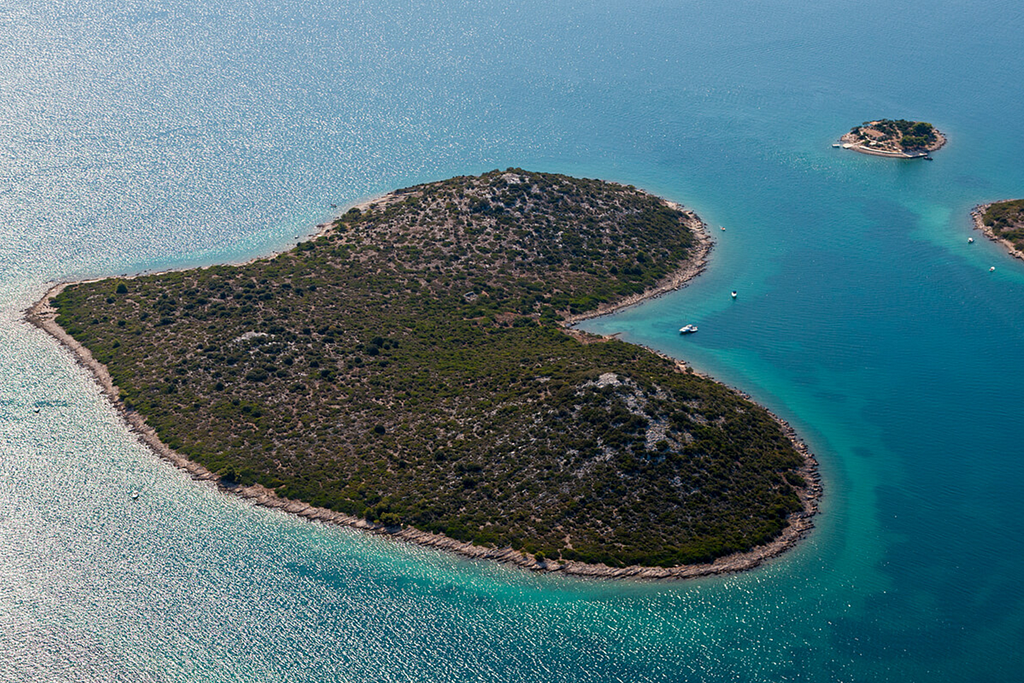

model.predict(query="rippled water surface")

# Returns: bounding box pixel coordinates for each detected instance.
[2,0,1023,680]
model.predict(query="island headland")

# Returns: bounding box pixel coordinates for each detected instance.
[840,119,946,158]
[28,169,820,579]
[972,200,1024,261]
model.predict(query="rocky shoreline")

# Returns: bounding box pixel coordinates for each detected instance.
[971,202,1024,262]
[25,191,820,581]
[561,201,713,326]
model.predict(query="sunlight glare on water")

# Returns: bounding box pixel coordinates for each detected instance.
[1,0,1023,680]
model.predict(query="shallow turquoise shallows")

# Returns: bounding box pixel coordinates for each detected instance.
[2,0,1023,680]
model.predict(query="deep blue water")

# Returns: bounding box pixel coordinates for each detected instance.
[2,0,1023,680]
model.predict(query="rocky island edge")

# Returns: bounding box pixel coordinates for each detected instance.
[971,200,1024,261]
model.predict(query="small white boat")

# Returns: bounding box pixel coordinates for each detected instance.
[832,143,841,148]
[679,324,698,335]
[990,266,996,272]
[731,291,737,299]
[131,490,140,500]
[968,237,974,243]
[720,226,726,231]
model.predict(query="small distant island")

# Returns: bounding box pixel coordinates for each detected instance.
[972,199,1024,260]
[840,119,946,158]
[29,169,819,579]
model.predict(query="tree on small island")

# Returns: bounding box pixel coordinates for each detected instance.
[841,119,945,157]
[41,169,818,572]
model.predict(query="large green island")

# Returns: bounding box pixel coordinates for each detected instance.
[30,170,819,578]
[840,119,945,158]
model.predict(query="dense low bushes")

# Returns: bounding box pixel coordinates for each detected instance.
[982,199,1024,250]
[849,119,938,151]
[53,169,805,566]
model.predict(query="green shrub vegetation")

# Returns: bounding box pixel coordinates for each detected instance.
[982,199,1024,251]
[53,169,806,567]
[849,119,938,152]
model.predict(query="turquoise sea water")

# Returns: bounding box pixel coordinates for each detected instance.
[2,0,1023,680]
